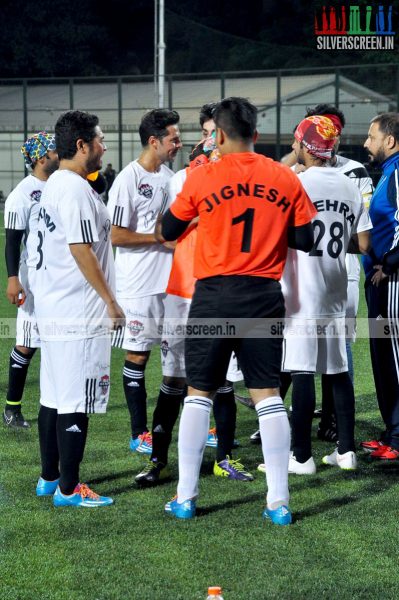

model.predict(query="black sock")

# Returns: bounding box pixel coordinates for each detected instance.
[123,360,147,438]
[6,347,36,412]
[330,372,355,454]
[38,405,60,481]
[151,383,184,464]
[214,385,236,463]
[57,413,89,494]
[320,374,336,428]
[280,372,292,400]
[291,372,315,463]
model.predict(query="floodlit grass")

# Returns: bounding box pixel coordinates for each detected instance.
[0,217,398,600]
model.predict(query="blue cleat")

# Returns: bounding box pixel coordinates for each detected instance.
[36,477,60,497]
[206,428,239,449]
[53,483,113,508]
[129,432,152,455]
[262,505,292,526]
[165,495,196,519]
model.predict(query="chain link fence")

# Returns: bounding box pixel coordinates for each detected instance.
[0,63,397,194]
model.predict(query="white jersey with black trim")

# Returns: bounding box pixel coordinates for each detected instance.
[4,174,46,288]
[282,166,371,318]
[33,169,115,341]
[333,154,373,282]
[107,160,174,298]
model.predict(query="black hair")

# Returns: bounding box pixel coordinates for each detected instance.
[213,97,257,141]
[55,111,99,160]
[199,103,217,127]
[139,109,180,146]
[305,103,346,128]
[371,112,399,144]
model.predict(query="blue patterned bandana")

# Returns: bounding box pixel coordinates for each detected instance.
[21,132,56,167]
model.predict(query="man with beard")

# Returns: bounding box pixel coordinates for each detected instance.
[34,111,125,507]
[108,109,182,456]
[362,112,399,459]
[3,132,59,428]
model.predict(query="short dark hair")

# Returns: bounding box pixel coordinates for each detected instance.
[371,112,399,144]
[214,97,257,141]
[305,104,346,129]
[55,111,99,160]
[199,103,217,127]
[139,109,180,146]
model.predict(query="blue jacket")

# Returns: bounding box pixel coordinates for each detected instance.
[363,151,399,281]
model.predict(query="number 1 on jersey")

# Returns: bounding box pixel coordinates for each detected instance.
[232,208,255,253]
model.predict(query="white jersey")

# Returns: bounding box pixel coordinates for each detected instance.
[4,174,46,289]
[33,169,115,341]
[333,154,374,282]
[282,166,371,318]
[107,160,174,298]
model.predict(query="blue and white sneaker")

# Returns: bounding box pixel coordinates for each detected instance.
[53,484,113,508]
[165,495,196,519]
[129,432,152,454]
[262,505,292,526]
[36,477,60,497]
[205,428,239,449]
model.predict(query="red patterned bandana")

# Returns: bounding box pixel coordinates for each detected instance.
[295,116,338,159]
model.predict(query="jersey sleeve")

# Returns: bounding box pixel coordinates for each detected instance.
[107,168,135,228]
[169,169,200,222]
[59,184,99,244]
[4,192,30,230]
[354,189,373,234]
[168,169,187,206]
[289,175,317,226]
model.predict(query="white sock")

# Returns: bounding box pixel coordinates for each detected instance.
[256,396,290,510]
[177,396,212,503]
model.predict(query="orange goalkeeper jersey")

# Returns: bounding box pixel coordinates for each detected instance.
[170,152,316,281]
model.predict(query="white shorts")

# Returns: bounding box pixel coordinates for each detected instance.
[226,353,243,383]
[161,294,191,378]
[112,294,166,352]
[346,279,360,343]
[16,287,40,348]
[282,317,348,375]
[40,335,111,414]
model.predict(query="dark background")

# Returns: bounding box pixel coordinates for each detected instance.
[1,0,398,78]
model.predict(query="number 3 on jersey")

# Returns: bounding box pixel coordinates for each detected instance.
[232,208,255,253]
[36,231,44,270]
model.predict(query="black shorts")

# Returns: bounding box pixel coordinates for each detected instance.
[185,275,285,391]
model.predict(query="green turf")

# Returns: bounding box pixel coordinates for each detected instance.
[0,218,398,600]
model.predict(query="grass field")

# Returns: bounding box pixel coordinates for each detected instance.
[1,219,398,600]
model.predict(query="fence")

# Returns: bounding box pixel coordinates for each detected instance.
[0,62,397,194]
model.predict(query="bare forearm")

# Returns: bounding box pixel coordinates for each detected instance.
[111,225,158,247]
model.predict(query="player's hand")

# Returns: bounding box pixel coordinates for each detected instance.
[294,164,306,174]
[162,240,177,250]
[6,276,26,305]
[106,300,126,330]
[371,265,388,287]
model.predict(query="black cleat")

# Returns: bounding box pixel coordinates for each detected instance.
[3,408,30,429]
[234,393,255,410]
[135,460,171,486]
[249,429,261,444]
[317,422,338,443]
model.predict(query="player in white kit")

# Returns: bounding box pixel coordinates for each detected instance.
[3,132,58,428]
[107,109,182,454]
[33,111,125,507]
[282,116,371,473]
[303,105,374,442]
